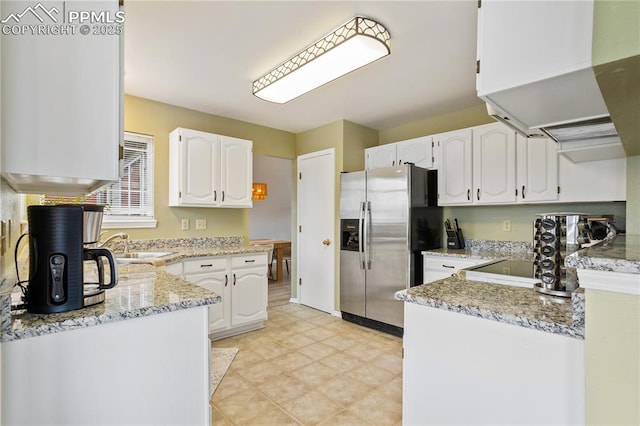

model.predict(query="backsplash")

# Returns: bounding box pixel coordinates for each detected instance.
[105,236,245,253]
[465,239,532,253]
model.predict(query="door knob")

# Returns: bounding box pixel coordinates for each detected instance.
[322,239,331,246]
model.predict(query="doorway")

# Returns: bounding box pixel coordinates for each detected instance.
[297,148,335,314]
[248,156,293,306]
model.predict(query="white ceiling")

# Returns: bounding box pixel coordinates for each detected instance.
[124,1,482,134]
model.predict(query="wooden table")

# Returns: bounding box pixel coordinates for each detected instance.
[249,239,291,281]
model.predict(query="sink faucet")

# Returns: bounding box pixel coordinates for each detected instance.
[99,232,129,252]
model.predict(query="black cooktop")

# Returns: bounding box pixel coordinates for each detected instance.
[467,259,535,279]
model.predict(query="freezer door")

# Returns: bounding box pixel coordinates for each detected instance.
[365,165,410,328]
[340,250,366,317]
[340,171,366,219]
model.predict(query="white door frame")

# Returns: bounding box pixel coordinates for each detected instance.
[295,148,336,314]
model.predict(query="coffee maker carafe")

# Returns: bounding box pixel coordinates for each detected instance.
[24,205,117,314]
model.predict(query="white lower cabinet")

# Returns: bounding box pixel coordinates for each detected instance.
[423,255,487,283]
[181,254,268,338]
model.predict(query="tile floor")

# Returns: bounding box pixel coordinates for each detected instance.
[210,303,403,425]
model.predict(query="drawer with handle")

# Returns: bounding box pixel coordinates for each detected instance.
[183,257,227,274]
[231,253,267,268]
[423,256,488,284]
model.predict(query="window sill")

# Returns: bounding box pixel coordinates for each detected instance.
[101,218,158,229]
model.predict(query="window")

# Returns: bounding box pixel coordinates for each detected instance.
[94,132,156,228]
[42,132,156,228]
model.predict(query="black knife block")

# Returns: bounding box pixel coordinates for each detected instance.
[446,228,465,250]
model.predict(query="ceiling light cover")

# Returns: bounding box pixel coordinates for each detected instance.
[253,16,390,103]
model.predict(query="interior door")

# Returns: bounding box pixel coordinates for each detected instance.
[297,148,335,314]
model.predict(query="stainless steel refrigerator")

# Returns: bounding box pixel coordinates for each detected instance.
[339,164,442,333]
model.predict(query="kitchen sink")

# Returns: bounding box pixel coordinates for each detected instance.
[115,252,173,264]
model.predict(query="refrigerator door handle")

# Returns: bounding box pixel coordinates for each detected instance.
[358,201,365,269]
[364,201,372,269]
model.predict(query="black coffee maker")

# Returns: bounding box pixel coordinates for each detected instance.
[25,205,117,314]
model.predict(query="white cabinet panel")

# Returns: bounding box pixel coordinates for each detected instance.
[516,135,559,202]
[183,253,268,337]
[558,156,626,202]
[423,255,487,284]
[472,123,516,204]
[396,136,434,169]
[365,145,397,169]
[436,129,473,204]
[1,0,122,194]
[169,128,253,208]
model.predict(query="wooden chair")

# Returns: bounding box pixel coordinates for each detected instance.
[252,243,274,280]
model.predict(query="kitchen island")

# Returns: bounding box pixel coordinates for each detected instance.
[1,263,221,426]
[396,265,585,425]
[566,234,640,425]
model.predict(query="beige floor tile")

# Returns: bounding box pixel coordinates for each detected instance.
[348,364,397,388]
[281,390,343,425]
[279,333,317,350]
[249,340,291,360]
[270,351,315,371]
[321,334,363,351]
[319,409,372,426]
[228,349,265,371]
[317,375,374,408]
[289,362,338,387]
[297,342,338,361]
[319,351,365,374]
[301,325,338,342]
[211,372,251,403]
[347,391,403,425]
[242,405,301,425]
[211,404,232,426]
[235,359,286,385]
[213,303,404,425]
[372,351,403,375]
[216,387,274,424]
[256,374,309,404]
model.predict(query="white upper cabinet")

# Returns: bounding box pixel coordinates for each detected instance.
[365,145,397,169]
[1,0,123,194]
[476,0,608,133]
[516,135,558,203]
[472,123,516,204]
[436,129,473,204]
[169,128,253,208]
[220,136,253,206]
[438,123,515,206]
[365,136,435,170]
[396,136,434,169]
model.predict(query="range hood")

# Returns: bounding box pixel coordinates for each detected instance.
[482,69,626,164]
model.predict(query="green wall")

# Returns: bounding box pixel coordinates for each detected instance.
[117,95,296,240]
[378,103,492,144]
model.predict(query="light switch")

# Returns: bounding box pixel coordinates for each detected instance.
[196,219,207,230]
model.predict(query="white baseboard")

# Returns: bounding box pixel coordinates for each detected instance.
[332,310,343,319]
[289,297,300,304]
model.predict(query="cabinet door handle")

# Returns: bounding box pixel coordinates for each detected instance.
[222,191,225,202]
[392,160,395,166]
[477,188,480,200]
[213,190,217,201]
[224,274,228,287]
[233,273,236,285]
[522,185,526,199]
[467,189,471,201]
[442,264,455,269]
[244,259,256,263]
[200,264,213,268]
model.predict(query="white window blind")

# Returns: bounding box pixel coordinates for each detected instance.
[91,132,154,219]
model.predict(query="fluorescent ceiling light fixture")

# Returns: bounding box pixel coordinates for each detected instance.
[253,16,390,103]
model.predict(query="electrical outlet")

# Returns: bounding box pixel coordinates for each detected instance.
[196,219,207,230]
[502,220,511,232]
[181,219,189,231]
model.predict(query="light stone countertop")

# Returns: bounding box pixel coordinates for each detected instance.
[396,273,584,339]
[565,234,640,274]
[423,239,533,262]
[0,237,270,343]
[413,239,583,339]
